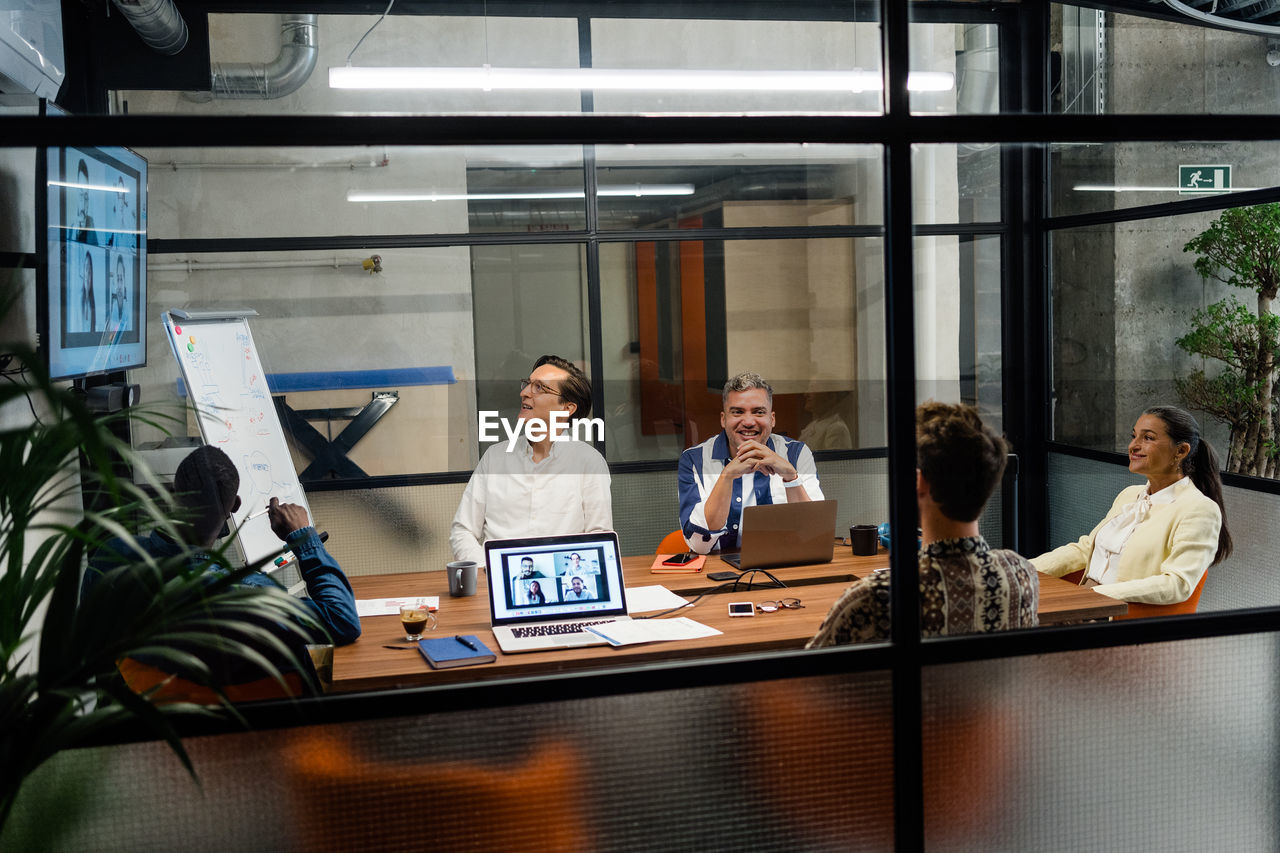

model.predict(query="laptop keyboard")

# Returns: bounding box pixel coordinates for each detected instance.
[511,619,616,639]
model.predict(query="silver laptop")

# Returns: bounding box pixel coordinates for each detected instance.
[484,532,631,654]
[719,499,839,571]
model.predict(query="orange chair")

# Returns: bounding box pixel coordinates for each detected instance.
[1061,569,1207,620]
[283,730,590,851]
[656,529,688,554]
[117,657,306,704]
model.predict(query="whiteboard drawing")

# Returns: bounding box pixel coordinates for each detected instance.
[193,390,234,444]
[241,449,297,501]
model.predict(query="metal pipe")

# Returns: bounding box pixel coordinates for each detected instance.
[187,14,318,101]
[150,256,381,273]
[110,0,188,56]
[957,24,1000,117]
[159,157,388,171]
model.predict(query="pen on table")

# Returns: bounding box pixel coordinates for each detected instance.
[455,635,479,652]
[382,644,416,650]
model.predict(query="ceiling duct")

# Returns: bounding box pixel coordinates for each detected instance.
[957,24,999,117]
[956,24,1001,163]
[109,0,187,56]
[188,14,318,100]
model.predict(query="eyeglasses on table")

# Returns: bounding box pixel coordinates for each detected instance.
[756,598,804,613]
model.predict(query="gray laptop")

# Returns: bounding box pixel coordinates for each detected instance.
[719,499,839,571]
[484,532,631,654]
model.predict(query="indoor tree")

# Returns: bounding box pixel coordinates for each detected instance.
[1177,202,1280,478]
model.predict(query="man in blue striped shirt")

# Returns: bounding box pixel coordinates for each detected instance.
[677,372,823,554]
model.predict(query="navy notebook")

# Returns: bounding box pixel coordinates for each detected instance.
[418,635,497,669]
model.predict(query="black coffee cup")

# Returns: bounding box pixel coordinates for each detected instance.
[850,524,879,556]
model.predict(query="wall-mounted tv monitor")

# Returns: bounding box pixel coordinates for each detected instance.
[38,140,147,381]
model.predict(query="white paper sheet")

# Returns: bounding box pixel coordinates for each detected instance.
[584,617,721,646]
[626,584,692,614]
[356,595,439,617]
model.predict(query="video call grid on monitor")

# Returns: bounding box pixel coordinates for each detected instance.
[485,534,626,625]
[45,145,147,379]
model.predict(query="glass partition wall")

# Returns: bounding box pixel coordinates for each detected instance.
[7,1,1280,849]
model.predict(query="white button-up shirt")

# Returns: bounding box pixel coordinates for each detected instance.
[450,437,613,568]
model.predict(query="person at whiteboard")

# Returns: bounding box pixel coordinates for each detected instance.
[81,446,360,693]
[450,355,613,568]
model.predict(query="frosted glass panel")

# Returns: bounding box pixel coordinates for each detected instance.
[923,632,1280,851]
[4,672,893,851]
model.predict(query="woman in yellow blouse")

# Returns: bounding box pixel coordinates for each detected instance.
[1033,406,1232,605]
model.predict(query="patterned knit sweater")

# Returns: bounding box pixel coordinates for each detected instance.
[807,536,1039,647]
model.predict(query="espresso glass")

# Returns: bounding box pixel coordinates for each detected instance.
[400,606,436,641]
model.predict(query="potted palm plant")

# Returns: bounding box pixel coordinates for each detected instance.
[0,292,320,839]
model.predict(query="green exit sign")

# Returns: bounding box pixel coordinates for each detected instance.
[1179,165,1232,194]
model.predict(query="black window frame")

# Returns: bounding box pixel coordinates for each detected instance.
[11,3,1280,850]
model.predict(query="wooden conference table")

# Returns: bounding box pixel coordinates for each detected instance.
[330,546,1126,694]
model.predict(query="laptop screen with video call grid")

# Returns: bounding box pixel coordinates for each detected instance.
[485,532,628,626]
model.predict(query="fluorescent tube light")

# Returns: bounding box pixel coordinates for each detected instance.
[348,184,696,203]
[900,72,955,92]
[329,65,954,94]
[598,184,695,197]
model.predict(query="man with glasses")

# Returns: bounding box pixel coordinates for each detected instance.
[807,402,1038,646]
[450,354,612,567]
[678,372,823,554]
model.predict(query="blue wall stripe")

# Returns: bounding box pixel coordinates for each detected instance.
[177,366,455,397]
